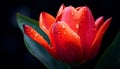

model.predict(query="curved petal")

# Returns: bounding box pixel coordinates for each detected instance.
[56,6,80,32]
[50,21,82,63]
[77,7,97,60]
[89,17,112,60]
[39,12,56,37]
[56,4,65,21]
[95,16,104,30]
[23,25,58,59]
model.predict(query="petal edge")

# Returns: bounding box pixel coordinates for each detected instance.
[50,21,82,63]
[39,12,55,37]
[89,17,112,60]
[95,16,104,30]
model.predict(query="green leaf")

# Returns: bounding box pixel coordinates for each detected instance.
[95,32,120,69]
[17,13,71,69]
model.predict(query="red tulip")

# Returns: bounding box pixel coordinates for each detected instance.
[23,4,112,63]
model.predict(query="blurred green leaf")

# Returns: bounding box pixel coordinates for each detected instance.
[17,13,71,69]
[95,32,120,69]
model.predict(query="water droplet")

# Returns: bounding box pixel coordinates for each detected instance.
[49,45,52,47]
[30,30,33,33]
[40,36,43,38]
[58,31,61,34]
[71,12,74,15]
[72,33,75,36]
[75,24,79,29]
[63,32,66,35]
[35,34,37,37]
[27,28,29,31]
[72,33,78,38]
[62,25,65,29]
[43,26,46,29]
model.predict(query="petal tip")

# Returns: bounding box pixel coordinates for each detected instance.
[23,25,34,36]
[61,4,65,7]
[40,11,46,17]
[23,24,29,33]
[108,17,112,20]
[100,16,104,19]
[105,17,112,24]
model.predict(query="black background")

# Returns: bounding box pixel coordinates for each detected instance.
[0,0,119,69]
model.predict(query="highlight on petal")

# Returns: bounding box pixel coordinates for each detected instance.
[95,16,104,30]
[50,21,82,63]
[39,12,55,37]
[23,25,58,59]
[77,7,96,60]
[89,17,112,60]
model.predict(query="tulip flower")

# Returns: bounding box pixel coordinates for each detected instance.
[23,4,112,63]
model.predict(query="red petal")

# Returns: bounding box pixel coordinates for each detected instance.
[56,4,65,21]
[89,17,112,60]
[56,6,80,32]
[77,7,97,60]
[23,25,58,59]
[50,21,82,63]
[39,12,55,37]
[95,16,104,30]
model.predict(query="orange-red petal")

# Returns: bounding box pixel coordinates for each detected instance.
[89,17,112,60]
[39,12,55,37]
[77,7,96,60]
[95,16,104,30]
[50,21,82,63]
[23,25,58,58]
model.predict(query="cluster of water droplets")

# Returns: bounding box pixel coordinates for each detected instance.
[57,24,79,39]
[71,12,80,30]
[26,27,43,40]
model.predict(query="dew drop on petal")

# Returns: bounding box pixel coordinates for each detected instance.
[41,36,43,39]
[75,24,79,29]
[30,30,33,33]
[72,33,75,37]
[62,25,65,29]
[72,33,74,36]
[43,26,46,29]
[58,31,61,34]
[35,34,37,37]
[72,33,78,39]
[71,12,74,15]
[26,28,29,31]
[63,32,66,35]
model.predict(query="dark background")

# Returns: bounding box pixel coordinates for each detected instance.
[0,0,119,69]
